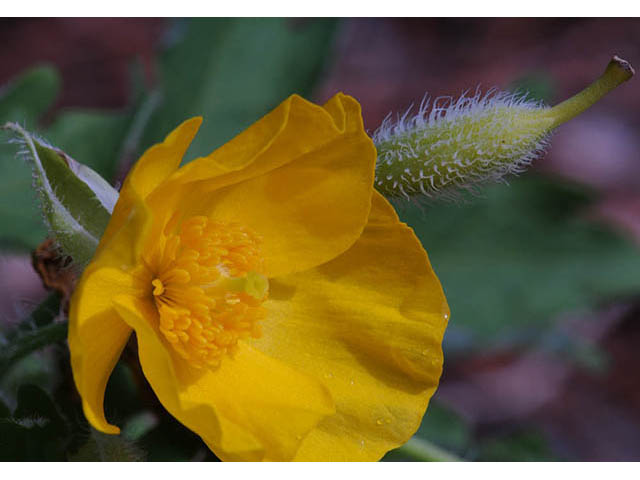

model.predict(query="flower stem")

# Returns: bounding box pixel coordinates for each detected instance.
[396,437,463,462]
[0,293,66,376]
[545,56,635,129]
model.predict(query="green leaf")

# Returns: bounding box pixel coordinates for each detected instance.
[0,66,60,124]
[141,18,338,161]
[403,175,640,350]
[2,123,116,266]
[0,66,61,250]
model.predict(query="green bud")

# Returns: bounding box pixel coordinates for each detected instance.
[2,123,118,267]
[374,56,634,200]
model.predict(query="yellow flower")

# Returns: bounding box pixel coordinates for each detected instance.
[68,93,449,461]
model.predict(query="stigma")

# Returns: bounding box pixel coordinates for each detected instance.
[151,278,165,296]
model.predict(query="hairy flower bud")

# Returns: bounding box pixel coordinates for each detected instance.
[3,122,117,267]
[374,56,635,200]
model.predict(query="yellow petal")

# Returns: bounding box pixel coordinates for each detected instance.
[68,266,137,434]
[322,92,367,134]
[163,94,354,186]
[89,187,151,270]
[112,294,335,461]
[148,94,376,277]
[95,117,201,261]
[128,116,203,200]
[250,191,449,461]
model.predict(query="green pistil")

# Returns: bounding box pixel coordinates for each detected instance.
[220,271,269,300]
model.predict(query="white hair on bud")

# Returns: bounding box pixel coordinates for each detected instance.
[373,88,553,201]
[8,125,60,234]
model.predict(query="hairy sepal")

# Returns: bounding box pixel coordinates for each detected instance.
[3,122,117,267]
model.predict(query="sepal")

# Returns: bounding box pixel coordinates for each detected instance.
[2,123,117,267]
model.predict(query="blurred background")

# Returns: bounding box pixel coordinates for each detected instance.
[1,18,640,461]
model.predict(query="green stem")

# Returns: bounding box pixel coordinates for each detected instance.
[396,437,463,462]
[545,56,634,129]
[0,293,67,376]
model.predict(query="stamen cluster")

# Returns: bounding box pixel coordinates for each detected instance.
[146,216,267,368]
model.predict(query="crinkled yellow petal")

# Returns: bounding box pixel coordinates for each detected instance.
[147,94,376,277]
[250,191,449,461]
[112,294,335,461]
[96,117,201,258]
[160,94,363,188]
[68,266,138,434]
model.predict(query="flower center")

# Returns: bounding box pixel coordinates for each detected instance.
[147,216,268,368]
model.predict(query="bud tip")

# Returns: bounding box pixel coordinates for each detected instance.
[611,55,635,79]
